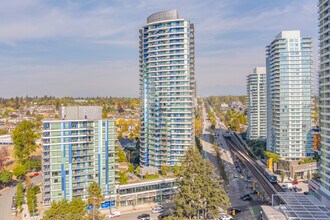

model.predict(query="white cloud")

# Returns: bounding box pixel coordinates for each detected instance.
[0,0,319,97]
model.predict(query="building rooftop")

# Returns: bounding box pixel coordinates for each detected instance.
[261,205,286,220]
[274,192,330,219]
[147,10,179,24]
[59,106,102,120]
[253,67,266,74]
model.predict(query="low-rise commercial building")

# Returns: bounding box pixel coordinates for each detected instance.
[116,178,177,207]
[277,158,318,179]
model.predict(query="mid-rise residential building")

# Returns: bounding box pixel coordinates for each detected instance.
[266,30,313,160]
[139,10,195,168]
[41,106,116,206]
[317,0,330,206]
[247,67,267,140]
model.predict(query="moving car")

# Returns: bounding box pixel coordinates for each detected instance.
[233,173,238,178]
[227,208,241,215]
[109,211,121,218]
[152,205,164,213]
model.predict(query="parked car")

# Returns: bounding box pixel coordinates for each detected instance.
[138,213,151,219]
[219,213,233,220]
[152,205,164,213]
[292,186,302,192]
[109,211,121,218]
[292,181,299,185]
[234,174,238,178]
[242,195,252,201]
[251,190,258,194]
[227,208,241,215]
[240,194,250,199]
[33,173,39,177]
[158,210,172,219]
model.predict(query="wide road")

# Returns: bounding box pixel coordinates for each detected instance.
[201,102,261,219]
[0,174,42,220]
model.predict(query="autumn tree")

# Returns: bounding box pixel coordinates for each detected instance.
[161,164,171,176]
[87,182,105,220]
[0,147,9,170]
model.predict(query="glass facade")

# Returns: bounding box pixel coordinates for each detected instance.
[318,0,330,203]
[266,31,313,160]
[247,67,267,140]
[139,10,195,168]
[42,118,116,206]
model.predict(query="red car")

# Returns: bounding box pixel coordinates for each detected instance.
[292,181,298,185]
[33,173,39,177]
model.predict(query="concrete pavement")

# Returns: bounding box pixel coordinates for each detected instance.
[0,174,42,220]
[0,184,16,220]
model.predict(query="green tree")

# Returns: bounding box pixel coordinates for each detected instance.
[42,198,86,220]
[12,120,38,164]
[161,164,171,176]
[16,182,24,207]
[118,171,128,184]
[115,146,127,162]
[13,164,26,180]
[173,165,180,176]
[264,151,280,163]
[0,169,13,186]
[281,172,285,183]
[307,170,311,180]
[135,166,141,176]
[87,182,105,220]
[174,147,230,219]
[127,163,134,173]
[27,186,39,215]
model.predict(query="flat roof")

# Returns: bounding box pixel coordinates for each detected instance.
[275,192,330,219]
[261,205,286,220]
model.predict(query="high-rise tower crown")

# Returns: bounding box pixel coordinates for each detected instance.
[147,10,179,23]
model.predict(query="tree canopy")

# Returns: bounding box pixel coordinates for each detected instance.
[173,147,230,219]
[12,120,38,164]
[87,182,105,220]
[42,198,86,220]
[264,151,280,163]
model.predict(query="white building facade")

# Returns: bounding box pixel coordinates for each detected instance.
[247,67,267,140]
[266,30,313,160]
[139,10,195,168]
[317,0,330,206]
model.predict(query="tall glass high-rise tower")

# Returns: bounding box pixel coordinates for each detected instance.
[318,0,330,205]
[139,10,195,168]
[247,67,267,140]
[266,30,313,160]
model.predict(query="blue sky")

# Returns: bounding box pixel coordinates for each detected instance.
[0,0,317,97]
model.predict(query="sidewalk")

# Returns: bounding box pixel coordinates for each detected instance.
[100,202,157,215]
